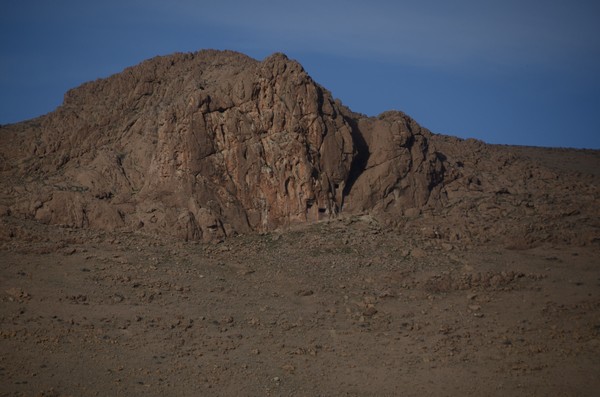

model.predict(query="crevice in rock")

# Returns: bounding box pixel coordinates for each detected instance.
[428,151,447,191]
[341,116,369,207]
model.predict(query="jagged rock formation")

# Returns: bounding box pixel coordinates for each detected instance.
[0,50,598,245]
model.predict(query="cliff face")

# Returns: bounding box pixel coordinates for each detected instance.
[0,50,598,246]
[0,50,444,241]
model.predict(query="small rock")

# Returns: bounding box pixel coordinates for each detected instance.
[404,208,421,218]
[6,287,24,298]
[410,248,427,259]
[238,268,255,276]
[5,288,30,301]
[377,289,395,298]
[399,249,410,257]
[363,306,378,317]
[63,247,76,255]
[441,243,454,251]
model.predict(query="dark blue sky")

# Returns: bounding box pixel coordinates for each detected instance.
[1,0,599,148]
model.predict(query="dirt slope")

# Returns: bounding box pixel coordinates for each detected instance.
[1,216,599,396]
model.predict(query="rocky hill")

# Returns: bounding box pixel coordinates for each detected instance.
[0,50,598,246]
[1,51,599,396]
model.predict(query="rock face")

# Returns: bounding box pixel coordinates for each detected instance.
[0,50,442,240]
[341,110,445,215]
[0,50,598,245]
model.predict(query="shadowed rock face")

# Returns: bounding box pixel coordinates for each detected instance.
[0,50,598,245]
[341,110,445,214]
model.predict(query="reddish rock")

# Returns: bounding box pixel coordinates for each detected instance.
[0,50,598,244]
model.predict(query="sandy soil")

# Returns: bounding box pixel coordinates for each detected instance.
[1,215,598,396]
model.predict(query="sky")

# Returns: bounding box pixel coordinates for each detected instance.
[1,0,599,148]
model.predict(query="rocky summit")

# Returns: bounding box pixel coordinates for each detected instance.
[0,50,598,246]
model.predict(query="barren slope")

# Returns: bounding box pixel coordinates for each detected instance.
[1,217,599,396]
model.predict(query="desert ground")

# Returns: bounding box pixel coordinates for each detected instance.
[1,213,598,396]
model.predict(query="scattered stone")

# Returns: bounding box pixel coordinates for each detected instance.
[112,294,124,303]
[404,208,421,218]
[441,243,454,251]
[5,288,30,301]
[377,289,395,298]
[410,248,427,259]
[363,306,378,317]
[63,247,76,255]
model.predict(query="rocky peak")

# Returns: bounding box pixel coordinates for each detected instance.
[2,50,595,246]
[1,51,367,240]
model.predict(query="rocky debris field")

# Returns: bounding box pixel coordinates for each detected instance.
[1,215,598,396]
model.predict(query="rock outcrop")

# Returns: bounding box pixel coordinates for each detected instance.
[0,50,598,245]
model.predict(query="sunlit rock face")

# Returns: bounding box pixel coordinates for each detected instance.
[3,50,596,246]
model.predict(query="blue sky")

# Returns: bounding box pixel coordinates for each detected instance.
[1,0,599,148]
